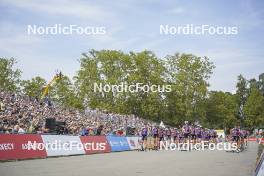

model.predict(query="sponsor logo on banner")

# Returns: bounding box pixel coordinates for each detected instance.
[41,135,85,156]
[0,134,47,160]
[106,136,130,152]
[80,136,111,154]
[126,136,140,150]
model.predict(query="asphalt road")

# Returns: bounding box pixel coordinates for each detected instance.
[0,142,259,176]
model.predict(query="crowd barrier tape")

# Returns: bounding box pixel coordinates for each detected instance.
[126,136,140,150]
[106,136,130,152]
[80,136,111,154]
[0,134,47,160]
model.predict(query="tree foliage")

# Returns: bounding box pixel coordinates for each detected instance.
[21,76,46,99]
[0,58,21,91]
[165,53,215,125]
[244,87,264,128]
[49,75,83,109]
[2,53,263,129]
[75,50,215,125]
[204,91,238,129]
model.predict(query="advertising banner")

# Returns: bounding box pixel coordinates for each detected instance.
[80,136,111,154]
[106,136,130,152]
[41,135,85,156]
[126,136,140,150]
[0,134,47,160]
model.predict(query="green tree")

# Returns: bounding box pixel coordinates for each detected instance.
[249,78,259,91]
[128,51,166,120]
[50,75,83,109]
[0,58,21,91]
[258,73,264,95]
[75,50,166,121]
[21,76,46,99]
[75,49,131,112]
[205,91,238,129]
[244,87,264,128]
[235,74,248,124]
[164,53,215,124]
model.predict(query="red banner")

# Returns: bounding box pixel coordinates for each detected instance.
[80,136,111,154]
[0,134,47,160]
[248,137,257,141]
[258,138,264,144]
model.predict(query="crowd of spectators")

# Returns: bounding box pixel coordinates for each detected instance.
[0,90,156,136]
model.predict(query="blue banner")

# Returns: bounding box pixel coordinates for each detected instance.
[106,136,130,152]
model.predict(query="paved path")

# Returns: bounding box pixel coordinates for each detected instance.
[0,142,259,176]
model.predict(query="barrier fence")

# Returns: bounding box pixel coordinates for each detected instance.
[0,134,263,161]
[248,137,264,144]
[0,134,47,160]
[0,134,140,160]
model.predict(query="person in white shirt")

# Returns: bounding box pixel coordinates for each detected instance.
[18,125,26,134]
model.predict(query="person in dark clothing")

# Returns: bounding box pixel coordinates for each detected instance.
[96,125,104,135]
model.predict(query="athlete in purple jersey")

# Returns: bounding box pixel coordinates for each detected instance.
[182,121,191,151]
[209,129,217,143]
[152,126,159,150]
[231,127,240,142]
[158,128,164,142]
[166,128,172,142]
[203,129,210,141]
[195,125,202,143]
[178,129,184,143]
[190,125,196,142]
[196,126,202,136]
[171,128,177,143]
[141,125,148,151]
[152,126,158,138]
[141,126,148,140]
[182,121,190,140]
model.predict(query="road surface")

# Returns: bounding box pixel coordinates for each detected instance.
[0,142,259,176]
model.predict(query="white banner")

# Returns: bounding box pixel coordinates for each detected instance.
[126,136,140,150]
[41,135,85,156]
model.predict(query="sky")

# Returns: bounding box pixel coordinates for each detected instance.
[0,0,263,92]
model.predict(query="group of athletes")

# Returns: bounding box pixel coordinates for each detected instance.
[229,125,250,152]
[140,121,250,152]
